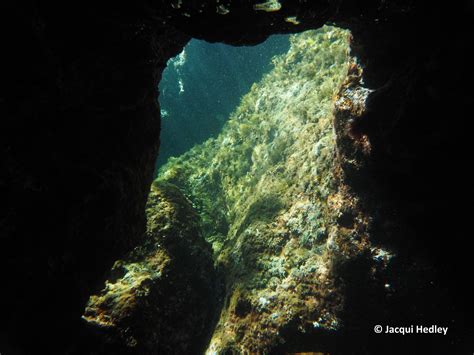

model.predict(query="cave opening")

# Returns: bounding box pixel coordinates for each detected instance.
[82,25,361,354]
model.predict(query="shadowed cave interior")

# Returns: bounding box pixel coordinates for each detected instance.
[1,1,474,354]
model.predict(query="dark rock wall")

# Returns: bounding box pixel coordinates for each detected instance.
[332,3,474,353]
[1,1,472,354]
[1,3,187,353]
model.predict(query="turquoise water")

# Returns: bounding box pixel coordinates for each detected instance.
[157,35,290,169]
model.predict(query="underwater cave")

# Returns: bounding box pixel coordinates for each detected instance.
[1,2,474,355]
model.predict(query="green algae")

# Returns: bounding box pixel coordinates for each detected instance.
[155,26,352,352]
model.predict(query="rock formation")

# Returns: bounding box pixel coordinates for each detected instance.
[82,182,217,354]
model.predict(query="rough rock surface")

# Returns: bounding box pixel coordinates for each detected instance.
[1,1,473,354]
[81,181,217,354]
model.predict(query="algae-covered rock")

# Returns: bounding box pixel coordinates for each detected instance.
[155,26,380,353]
[82,181,217,354]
